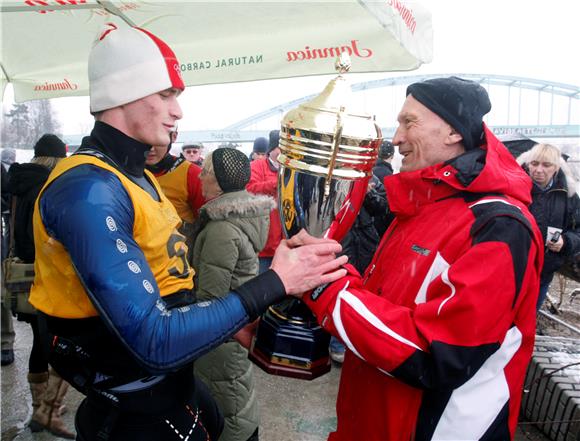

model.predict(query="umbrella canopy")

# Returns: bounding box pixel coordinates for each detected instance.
[0,0,433,103]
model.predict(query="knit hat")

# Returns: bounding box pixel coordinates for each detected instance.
[379,140,394,159]
[212,148,251,193]
[406,76,491,150]
[34,134,67,158]
[89,22,185,113]
[268,130,280,153]
[252,137,268,154]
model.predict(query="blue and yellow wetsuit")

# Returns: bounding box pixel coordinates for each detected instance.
[29,121,284,440]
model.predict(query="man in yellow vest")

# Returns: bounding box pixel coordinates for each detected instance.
[29,23,346,441]
[145,130,204,253]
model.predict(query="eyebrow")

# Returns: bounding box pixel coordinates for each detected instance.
[397,111,415,122]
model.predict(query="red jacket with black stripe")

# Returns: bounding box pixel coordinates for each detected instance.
[304,126,543,441]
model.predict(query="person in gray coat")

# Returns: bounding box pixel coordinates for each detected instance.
[192,148,275,441]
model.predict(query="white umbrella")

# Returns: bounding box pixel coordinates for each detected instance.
[0,0,432,102]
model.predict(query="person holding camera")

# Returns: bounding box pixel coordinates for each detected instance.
[517,143,580,310]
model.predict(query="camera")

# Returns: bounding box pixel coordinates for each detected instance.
[550,231,561,243]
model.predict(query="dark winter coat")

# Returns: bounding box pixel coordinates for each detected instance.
[373,160,394,183]
[8,163,51,263]
[528,167,580,281]
[1,163,11,214]
[341,176,389,274]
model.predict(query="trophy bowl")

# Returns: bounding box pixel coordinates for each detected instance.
[249,56,382,379]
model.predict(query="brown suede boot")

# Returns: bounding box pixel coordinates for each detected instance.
[27,371,48,415]
[28,368,75,439]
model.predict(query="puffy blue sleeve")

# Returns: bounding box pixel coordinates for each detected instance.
[39,165,250,374]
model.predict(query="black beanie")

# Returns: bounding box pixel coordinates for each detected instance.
[212,148,251,193]
[34,134,67,158]
[406,77,491,150]
[252,137,268,154]
[379,140,394,159]
[268,130,280,153]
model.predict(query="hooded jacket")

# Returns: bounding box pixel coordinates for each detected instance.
[303,125,543,441]
[8,162,51,263]
[192,190,274,441]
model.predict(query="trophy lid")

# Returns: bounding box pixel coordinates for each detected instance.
[279,53,382,181]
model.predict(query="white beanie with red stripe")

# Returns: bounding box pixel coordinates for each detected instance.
[89,22,185,113]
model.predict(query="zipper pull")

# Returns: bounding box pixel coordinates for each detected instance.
[364,264,376,284]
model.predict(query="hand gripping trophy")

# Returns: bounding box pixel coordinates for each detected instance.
[249,54,382,379]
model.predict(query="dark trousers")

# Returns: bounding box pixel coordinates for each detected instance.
[537,272,554,311]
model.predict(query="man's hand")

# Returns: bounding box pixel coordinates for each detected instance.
[271,230,348,296]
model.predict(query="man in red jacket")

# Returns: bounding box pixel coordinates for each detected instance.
[247,130,283,273]
[284,77,543,441]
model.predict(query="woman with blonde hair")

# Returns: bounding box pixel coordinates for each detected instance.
[8,134,75,438]
[517,143,580,310]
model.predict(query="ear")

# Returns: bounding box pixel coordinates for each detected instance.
[445,126,463,145]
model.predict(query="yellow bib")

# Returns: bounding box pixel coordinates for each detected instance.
[30,155,194,319]
[155,161,195,223]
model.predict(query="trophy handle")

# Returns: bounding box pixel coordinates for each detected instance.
[325,177,370,242]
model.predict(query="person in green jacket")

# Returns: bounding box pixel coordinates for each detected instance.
[192,147,275,441]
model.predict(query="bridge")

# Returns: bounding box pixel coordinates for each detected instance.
[64,74,580,145]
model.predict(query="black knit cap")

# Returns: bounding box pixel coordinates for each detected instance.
[406,76,491,150]
[212,148,251,193]
[34,134,67,158]
[268,130,280,153]
[252,137,268,153]
[379,140,394,159]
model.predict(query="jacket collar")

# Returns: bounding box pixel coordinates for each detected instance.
[146,153,183,176]
[80,121,151,177]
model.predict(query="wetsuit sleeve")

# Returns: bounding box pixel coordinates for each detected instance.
[303,215,541,391]
[39,165,285,373]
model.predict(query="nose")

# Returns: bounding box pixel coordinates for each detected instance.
[392,126,404,147]
[171,96,183,120]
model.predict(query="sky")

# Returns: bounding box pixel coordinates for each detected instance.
[2,0,580,139]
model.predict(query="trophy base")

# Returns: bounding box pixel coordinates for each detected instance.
[249,298,331,380]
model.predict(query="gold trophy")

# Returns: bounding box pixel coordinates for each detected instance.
[249,54,382,379]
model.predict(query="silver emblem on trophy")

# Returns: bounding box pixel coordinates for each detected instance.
[249,54,382,379]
